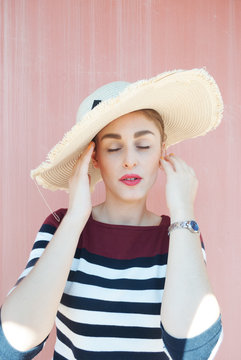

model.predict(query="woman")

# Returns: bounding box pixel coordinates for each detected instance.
[0,69,223,359]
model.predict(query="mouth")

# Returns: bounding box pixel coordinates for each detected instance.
[119,174,142,186]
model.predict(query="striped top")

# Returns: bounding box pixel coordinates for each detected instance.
[1,208,223,360]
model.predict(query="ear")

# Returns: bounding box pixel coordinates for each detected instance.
[91,149,99,169]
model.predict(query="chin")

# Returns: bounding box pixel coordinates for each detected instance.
[116,186,149,202]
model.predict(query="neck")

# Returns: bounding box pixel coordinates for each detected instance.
[95,192,151,226]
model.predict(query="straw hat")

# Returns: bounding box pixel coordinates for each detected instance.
[31,68,223,193]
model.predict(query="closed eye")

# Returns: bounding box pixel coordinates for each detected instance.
[107,148,121,152]
[107,146,150,152]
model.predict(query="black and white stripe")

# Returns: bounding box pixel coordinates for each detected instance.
[6,216,220,360]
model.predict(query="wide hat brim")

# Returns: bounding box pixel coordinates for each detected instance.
[31,68,223,192]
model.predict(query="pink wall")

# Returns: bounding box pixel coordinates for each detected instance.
[1,1,240,359]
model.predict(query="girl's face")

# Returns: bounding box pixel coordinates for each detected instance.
[92,111,164,202]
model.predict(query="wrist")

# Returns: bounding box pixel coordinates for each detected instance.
[65,209,90,227]
[169,206,195,222]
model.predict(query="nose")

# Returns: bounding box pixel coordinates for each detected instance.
[122,150,137,169]
[122,161,137,169]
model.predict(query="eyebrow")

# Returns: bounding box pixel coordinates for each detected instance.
[100,130,155,141]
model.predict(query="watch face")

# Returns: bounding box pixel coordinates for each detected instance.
[190,221,199,232]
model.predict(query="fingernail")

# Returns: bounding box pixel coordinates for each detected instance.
[160,156,164,160]
[169,153,175,156]
[88,142,94,150]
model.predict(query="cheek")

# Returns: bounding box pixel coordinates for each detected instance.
[98,153,118,178]
[147,163,160,188]
[146,149,161,166]
[147,154,161,177]
[149,163,160,179]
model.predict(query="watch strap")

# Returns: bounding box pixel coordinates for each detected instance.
[168,220,200,236]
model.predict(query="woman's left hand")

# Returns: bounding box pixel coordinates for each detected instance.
[160,154,199,216]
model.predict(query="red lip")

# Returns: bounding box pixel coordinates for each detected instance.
[119,174,142,181]
[119,174,142,187]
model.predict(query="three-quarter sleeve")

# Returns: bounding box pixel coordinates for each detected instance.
[0,309,47,360]
[161,315,223,360]
[0,209,66,360]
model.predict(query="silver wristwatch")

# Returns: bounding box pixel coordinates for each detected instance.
[168,220,200,236]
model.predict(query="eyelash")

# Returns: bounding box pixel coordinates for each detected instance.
[107,146,150,152]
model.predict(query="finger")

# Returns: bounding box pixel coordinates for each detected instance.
[168,154,196,175]
[72,142,95,175]
[166,154,188,172]
[85,141,95,160]
[163,155,177,172]
[162,153,190,173]
[79,142,95,171]
[160,157,176,175]
[165,154,190,172]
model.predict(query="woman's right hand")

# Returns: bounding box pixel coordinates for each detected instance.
[0,141,96,353]
[67,141,95,221]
